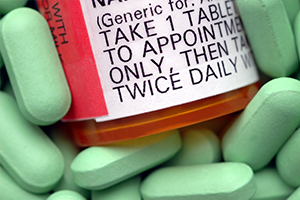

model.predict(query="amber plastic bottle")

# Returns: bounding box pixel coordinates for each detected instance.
[70,83,259,146]
[36,0,260,146]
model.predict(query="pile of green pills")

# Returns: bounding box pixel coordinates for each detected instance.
[0,0,299,199]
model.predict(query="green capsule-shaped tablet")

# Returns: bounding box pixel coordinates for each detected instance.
[0,91,64,193]
[71,130,181,190]
[92,175,141,200]
[282,0,300,25]
[236,0,299,77]
[0,0,28,15]
[0,52,4,87]
[0,167,50,200]
[140,162,256,200]
[276,127,300,187]
[222,77,300,171]
[50,124,90,199]
[295,11,300,59]
[296,71,300,81]
[47,190,86,200]
[287,187,300,200]
[0,7,71,126]
[164,128,221,166]
[251,168,295,200]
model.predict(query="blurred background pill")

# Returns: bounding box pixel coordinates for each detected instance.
[276,127,300,187]
[0,7,71,126]
[0,167,50,200]
[0,53,3,68]
[50,124,90,199]
[296,71,300,80]
[287,187,300,200]
[0,50,4,88]
[282,0,300,25]
[222,77,300,171]
[47,190,86,200]
[0,0,28,15]
[236,0,299,77]
[71,130,181,190]
[294,11,300,59]
[2,79,14,97]
[164,128,221,166]
[251,168,295,200]
[0,91,64,193]
[0,59,3,87]
[140,162,256,200]
[92,175,141,200]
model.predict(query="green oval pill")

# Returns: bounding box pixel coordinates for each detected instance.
[92,175,141,200]
[236,0,299,77]
[282,0,300,25]
[71,130,181,190]
[0,91,64,193]
[295,11,300,59]
[0,167,50,200]
[0,7,71,125]
[47,190,86,200]
[287,187,300,200]
[0,0,28,15]
[0,52,4,87]
[251,168,295,200]
[50,125,90,199]
[140,162,256,200]
[297,71,300,81]
[276,127,300,187]
[222,77,300,171]
[165,128,221,166]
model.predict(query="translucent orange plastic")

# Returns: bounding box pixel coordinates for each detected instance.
[69,83,259,146]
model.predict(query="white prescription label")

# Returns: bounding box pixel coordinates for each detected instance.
[79,0,259,122]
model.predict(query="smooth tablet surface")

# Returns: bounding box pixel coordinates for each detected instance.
[0,167,49,200]
[165,128,221,166]
[71,130,181,190]
[295,11,300,59]
[282,0,300,25]
[287,187,300,200]
[236,0,299,77]
[0,0,27,15]
[0,7,71,125]
[140,162,256,200]
[51,125,90,199]
[0,91,64,193]
[0,53,4,87]
[92,175,141,200]
[251,168,295,200]
[276,127,300,187]
[47,190,86,200]
[222,77,300,171]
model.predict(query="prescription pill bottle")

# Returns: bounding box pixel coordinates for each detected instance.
[36,0,260,146]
